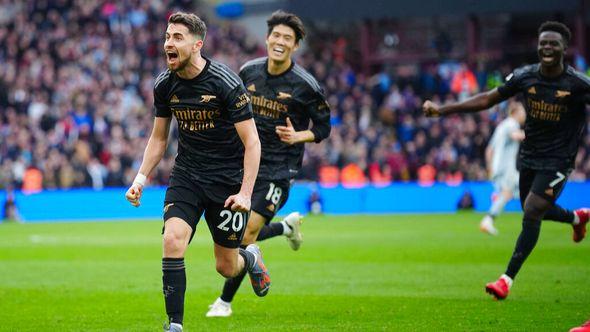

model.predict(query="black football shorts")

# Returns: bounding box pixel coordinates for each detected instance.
[162,170,248,248]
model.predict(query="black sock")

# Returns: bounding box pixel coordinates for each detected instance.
[239,247,255,271]
[162,258,186,325]
[220,270,247,302]
[543,205,574,224]
[505,218,541,279]
[256,223,285,241]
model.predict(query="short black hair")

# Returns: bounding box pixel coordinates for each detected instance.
[168,12,207,40]
[267,10,306,43]
[538,21,571,46]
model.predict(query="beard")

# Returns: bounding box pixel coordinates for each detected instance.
[168,53,191,73]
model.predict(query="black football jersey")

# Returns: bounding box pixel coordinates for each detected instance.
[497,64,590,170]
[153,57,253,185]
[239,57,331,180]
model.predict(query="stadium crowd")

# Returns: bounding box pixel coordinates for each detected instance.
[1,0,590,192]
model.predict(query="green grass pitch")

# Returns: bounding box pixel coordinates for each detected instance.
[1,213,589,331]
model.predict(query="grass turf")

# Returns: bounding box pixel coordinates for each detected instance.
[1,213,589,331]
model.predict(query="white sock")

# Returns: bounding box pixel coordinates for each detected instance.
[280,220,292,236]
[500,274,513,288]
[573,212,580,225]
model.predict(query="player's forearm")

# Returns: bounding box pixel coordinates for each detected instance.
[294,130,316,143]
[137,136,167,178]
[239,136,261,197]
[440,92,495,116]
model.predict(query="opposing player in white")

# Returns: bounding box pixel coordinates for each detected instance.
[480,101,526,235]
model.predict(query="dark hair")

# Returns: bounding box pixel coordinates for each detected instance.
[538,21,571,46]
[267,10,306,43]
[168,12,207,40]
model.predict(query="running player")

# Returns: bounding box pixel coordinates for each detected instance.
[480,101,526,235]
[206,10,331,317]
[423,21,590,300]
[125,12,268,332]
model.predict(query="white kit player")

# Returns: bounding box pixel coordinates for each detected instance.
[480,101,526,235]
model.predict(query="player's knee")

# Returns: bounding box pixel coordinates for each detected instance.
[215,261,237,278]
[523,200,547,221]
[162,230,186,255]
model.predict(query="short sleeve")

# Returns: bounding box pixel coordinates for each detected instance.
[497,71,523,100]
[154,73,171,118]
[224,84,253,123]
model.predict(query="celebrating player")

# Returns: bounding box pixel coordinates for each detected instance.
[423,21,590,300]
[479,101,526,235]
[206,10,331,317]
[125,12,268,332]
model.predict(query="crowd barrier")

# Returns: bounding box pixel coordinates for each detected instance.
[1,182,588,222]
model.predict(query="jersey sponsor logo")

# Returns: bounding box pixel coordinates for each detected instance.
[526,98,567,122]
[200,95,217,103]
[173,108,221,132]
[247,83,256,92]
[277,92,292,100]
[228,233,238,241]
[251,95,288,119]
[170,95,180,103]
[555,90,571,98]
[527,86,536,94]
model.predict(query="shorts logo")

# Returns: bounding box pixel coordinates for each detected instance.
[170,95,180,103]
[200,95,217,103]
[527,86,536,94]
[163,203,174,213]
[266,204,275,212]
[277,92,292,100]
[247,84,256,92]
[555,90,570,98]
[228,233,238,241]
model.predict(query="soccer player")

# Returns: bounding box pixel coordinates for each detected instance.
[124,12,268,332]
[479,101,526,235]
[206,10,331,317]
[423,21,590,300]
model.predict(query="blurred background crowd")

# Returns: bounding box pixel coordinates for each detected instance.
[1,0,589,192]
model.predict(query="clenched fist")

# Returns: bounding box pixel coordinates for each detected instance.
[422,100,442,117]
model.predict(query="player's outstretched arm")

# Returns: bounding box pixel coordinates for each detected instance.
[225,118,261,212]
[125,117,171,207]
[423,88,503,117]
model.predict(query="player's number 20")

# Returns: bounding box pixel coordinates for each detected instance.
[218,210,244,232]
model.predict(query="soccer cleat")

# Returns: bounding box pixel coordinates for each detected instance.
[163,322,182,332]
[485,277,510,300]
[245,244,271,297]
[284,212,304,250]
[573,209,590,243]
[206,298,232,317]
[479,215,498,236]
[570,319,590,332]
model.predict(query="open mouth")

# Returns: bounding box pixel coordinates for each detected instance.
[166,51,179,62]
[272,47,285,56]
[541,51,554,62]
